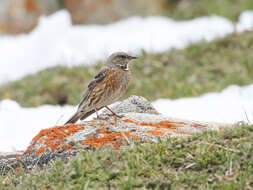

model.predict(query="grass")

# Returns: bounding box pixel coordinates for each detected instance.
[1,125,252,189]
[163,0,253,21]
[1,31,253,106]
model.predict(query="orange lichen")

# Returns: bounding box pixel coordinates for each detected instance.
[123,119,138,124]
[58,144,73,153]
[36,147,45,157]
[25,124,84,156]
[63,144,73,151]
[125,132,138,139]
[96,128,110,133]
[89,120,100,127]
[158,121,177,129]
[140,122,157,127]
[81,129,138,150]
[147,130,165,136]
[110,122,115,125]
[191,123,206,128]
[16,155,21,159]
[123,119,181,130]
[176,122,187,125]
[96,123,106,126]
[24,118,197,157]
[24,144,33,154]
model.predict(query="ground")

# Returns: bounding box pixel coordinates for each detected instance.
[1,124,252,189]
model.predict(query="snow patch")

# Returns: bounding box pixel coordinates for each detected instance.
[236,11,253,32]
[153,84,253,124]
[0,100,75,152]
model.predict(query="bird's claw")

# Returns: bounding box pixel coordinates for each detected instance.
[95,116,108,120]
[108,113,124,118]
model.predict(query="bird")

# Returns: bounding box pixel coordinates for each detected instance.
[64,52,137,125]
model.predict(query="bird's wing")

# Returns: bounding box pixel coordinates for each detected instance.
[78,67,109,109]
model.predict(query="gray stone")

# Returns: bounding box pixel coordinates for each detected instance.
[99,95,160,119]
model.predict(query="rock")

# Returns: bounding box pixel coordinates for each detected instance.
[99,95,159,119]
[0,0,61,34]
[63,0,166,25]
[0,96,232,174]
[0,0,167,34]
[0,151,23,174]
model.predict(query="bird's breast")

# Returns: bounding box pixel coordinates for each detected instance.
[106,68,131,93]
[87,68,131,109]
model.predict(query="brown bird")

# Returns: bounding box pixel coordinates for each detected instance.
[64,52,137,124]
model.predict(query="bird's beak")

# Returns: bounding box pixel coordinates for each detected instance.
[130,56,138,60]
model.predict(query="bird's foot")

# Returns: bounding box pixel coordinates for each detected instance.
[95,115,109,121]
[104,106,124,119]
[108,113,124,118]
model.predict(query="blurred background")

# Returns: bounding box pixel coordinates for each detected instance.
[0,0,165,34]
[0,0,253,151]
[1,0,253,34]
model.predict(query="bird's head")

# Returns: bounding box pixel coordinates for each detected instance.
[105,52,137,71]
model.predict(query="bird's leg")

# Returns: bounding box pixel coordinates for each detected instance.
[94,107,107,120]
[95,108,99,118]
[105,106,123,118]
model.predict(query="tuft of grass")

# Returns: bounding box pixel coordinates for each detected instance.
[1,31,253,106]
[1,125,252,189]
[163,0,253,21]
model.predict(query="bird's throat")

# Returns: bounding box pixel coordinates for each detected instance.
[120,64,129,71]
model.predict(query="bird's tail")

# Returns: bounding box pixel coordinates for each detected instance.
[80,109,96,120]
[64,112,81,125]
[79,107,104,120]
[64,107,103,125]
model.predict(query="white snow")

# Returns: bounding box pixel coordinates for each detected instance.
[0,100,76,152]
[153,84,253,124]
[236,11,253,32]
[1,84,253,152]
[0,10,253,83]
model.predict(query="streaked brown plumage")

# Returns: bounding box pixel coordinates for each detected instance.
[64,52,137,124]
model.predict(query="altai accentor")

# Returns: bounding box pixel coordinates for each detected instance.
[64,52,137,124]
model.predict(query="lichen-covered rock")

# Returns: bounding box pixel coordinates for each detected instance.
[0,96,232,174]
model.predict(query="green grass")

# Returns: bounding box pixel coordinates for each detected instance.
[163,0,253,21]
[1,125,252,189]
[1,31,253,106]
